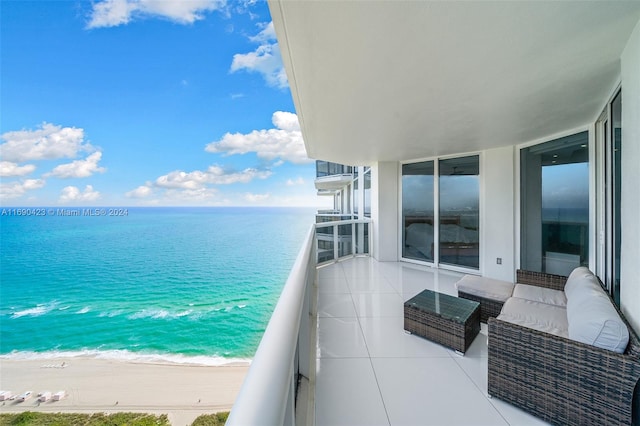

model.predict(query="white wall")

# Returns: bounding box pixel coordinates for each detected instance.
[620,19,640,333]
[482,146,517,282]
[371,161,399,261]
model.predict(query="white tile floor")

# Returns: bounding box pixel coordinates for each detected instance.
[315,257,550,426]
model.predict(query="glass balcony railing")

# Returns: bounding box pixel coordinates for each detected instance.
[227,216,373,424]
[315,160,354,178]
[226,225,317,426]
[315,214,371,264]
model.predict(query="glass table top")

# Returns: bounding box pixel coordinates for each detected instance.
[404,289,480,324]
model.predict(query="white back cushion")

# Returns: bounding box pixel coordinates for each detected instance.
[565,273,629,353]
[564,266,595,300]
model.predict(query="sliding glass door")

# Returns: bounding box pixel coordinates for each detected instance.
[609,92,622,306]
[402,161,435,262]
[596,90,622,307]
[402,155,480,270]
[439,156,480,269]
[520,132,590,275]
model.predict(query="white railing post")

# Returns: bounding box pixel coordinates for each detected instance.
[351,222,356,255]
[333,223,339,260]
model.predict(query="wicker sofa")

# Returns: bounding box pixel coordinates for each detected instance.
[488,269,640,426]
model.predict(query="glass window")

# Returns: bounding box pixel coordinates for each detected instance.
[364,169,371,218]
[521,132,589,275]
[316,160,329,177]
[439,156,480,269]
[353,177,359,216]
[611,91,622,306]
[402,161,435,262]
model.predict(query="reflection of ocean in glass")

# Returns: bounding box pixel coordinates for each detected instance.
[521,131,589,274]
[542,207,589,266]
[0,207,314,364]
[542,162,589,271]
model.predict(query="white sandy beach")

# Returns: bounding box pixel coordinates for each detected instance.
[0,357,248,426]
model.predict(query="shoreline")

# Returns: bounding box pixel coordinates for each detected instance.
[0,357,249,426]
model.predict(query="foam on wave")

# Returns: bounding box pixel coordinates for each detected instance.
[0,349,251,366]
[10,301,59,319]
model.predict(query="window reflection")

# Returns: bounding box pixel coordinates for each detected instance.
[521,132,589,275]
[402,161,434,262]
[439,156,480,269]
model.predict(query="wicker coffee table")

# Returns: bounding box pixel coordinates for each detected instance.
[404,289,481,354]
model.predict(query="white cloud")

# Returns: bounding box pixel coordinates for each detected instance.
[126,165,271,204]
[87,0,225,28]
[59,185,101,203]
[0,179,45,200]
[230,21,288,89]
[272,111,300,132]
[164,187,219,202]
[0,161,36,177]
[126,184,154,199]
[0,123,92,163]
[206,111,310,164]
[244,192,270,203]
[86,0,135,28]
[155,165,271,189]
[286,177,305,186]
[46,152,107,179]
[248,21,276,43]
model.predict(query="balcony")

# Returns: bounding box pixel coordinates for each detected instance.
[315,257,548,425]
[228,225,552,425]
[314,173,354,193]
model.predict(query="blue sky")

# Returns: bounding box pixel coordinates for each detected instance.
[1,0,326,207]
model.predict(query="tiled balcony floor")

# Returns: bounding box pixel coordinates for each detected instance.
[315,257,550,426]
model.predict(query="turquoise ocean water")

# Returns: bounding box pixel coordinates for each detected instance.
[0,207,314,365]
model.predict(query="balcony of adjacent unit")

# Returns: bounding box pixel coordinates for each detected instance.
[314,160,354,196]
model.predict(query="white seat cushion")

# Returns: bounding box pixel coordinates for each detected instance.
[497,297,569,338]
[455,275,514,302]
[513,284,567,306]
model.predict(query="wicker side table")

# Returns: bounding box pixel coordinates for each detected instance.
[404,289,481,354]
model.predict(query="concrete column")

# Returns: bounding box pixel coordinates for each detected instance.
[482,146,516,282]
[371,161,399,261]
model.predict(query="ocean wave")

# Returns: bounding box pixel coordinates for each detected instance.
[0,349,251,367]
[212,304,248,313]
[128,308,195,320]
[99,310,123,318]
[10,301,59,319]
[76,307,90,314]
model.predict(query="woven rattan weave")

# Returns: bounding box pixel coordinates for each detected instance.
[488,270,640,425]
[404,289,480,354]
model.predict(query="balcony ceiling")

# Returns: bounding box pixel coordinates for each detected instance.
[269,1,640,165]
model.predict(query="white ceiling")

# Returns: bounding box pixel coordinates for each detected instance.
[270,1,640,165]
